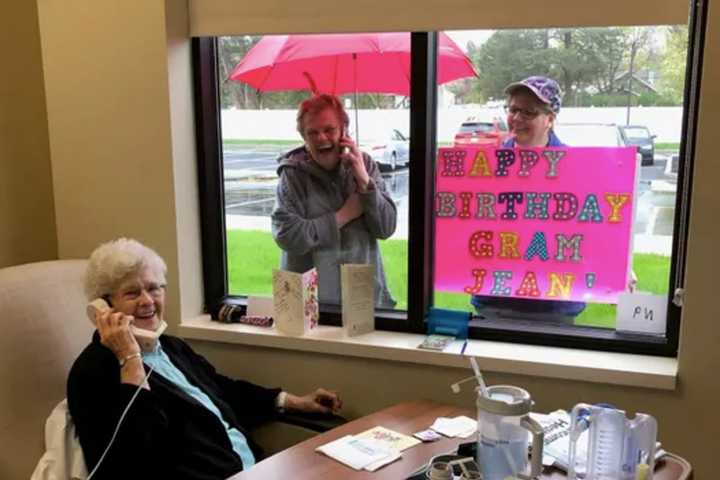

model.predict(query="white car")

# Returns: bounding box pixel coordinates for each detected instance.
[360,129,409,171]
[553,123,628,147]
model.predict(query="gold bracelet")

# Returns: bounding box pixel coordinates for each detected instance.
[119,352,142,367]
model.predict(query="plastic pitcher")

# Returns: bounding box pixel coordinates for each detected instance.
[567,403,657,480]
[476,385,544,480]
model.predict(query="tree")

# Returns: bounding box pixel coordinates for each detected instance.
[472,30,556,102]
[467,27,660,108]
[658,25,689,105]
[572,28,628,94]
[218,36,261,109]
[218,36,308,110]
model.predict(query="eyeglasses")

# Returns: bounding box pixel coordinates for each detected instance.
[504,105,550,120]
[119,283,166,301]
[304,126,339,139]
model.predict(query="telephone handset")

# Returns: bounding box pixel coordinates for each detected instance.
[340,127,350,156]
[86,298,167,352]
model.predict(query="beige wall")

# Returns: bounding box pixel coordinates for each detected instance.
[36,0,192,327]
[0,1,57,267]
[190,0,689,35]
[30,0,719,477]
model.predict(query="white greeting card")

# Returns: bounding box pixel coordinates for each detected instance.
[341,264,375,337]
[273,268,318,336]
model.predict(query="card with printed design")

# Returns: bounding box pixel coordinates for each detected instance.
[273,268,318,336]
[341,264,375,337]
[417,334,455,351]
[356,426,421,451]
[413,429,442,442]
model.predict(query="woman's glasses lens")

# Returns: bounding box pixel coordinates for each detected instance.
[504,106,543,119]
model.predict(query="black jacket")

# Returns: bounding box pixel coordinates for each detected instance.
[67,333,281,480]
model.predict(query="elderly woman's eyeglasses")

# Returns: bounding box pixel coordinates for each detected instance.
[120,284,166,301]
[504,105,550,119]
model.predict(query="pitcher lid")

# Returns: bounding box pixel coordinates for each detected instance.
[476,385,533,415]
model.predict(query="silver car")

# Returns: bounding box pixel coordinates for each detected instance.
[360,129,410,171]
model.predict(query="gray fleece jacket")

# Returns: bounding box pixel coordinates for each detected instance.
[271,146,397,308]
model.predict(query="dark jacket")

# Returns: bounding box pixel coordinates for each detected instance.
[271,146,397,308]
[67,333,281,480]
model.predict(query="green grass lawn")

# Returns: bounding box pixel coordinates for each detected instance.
[228,230,670,329]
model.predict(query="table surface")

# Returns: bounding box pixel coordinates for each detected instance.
[229,400,692,480]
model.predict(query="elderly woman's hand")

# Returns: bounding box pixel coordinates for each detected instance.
[285,388,343,415]
[95,310,141,361]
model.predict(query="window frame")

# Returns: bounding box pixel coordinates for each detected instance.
[193,4,707,356]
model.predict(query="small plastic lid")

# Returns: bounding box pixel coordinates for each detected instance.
[476,385,533,416]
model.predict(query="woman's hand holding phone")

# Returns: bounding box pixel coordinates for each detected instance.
[95,309,141,360]
[94,309,149,386]
[338,136,370,191]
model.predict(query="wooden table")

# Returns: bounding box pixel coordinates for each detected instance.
[229,400,692,480]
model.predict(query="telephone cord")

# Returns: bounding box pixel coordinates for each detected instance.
[86,364,155,480]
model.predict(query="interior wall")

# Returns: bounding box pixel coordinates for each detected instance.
[165,0,205,320]
[33,0,719,477]
[190,0,689,35]
[36,0,187,326]
[0,1,57,267]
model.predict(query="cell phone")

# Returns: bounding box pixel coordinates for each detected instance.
[87,298,168,352]
[340,128,350,155]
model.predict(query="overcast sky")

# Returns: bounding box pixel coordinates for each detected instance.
[445,30,494,52]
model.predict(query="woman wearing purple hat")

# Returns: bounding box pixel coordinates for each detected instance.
[471,76,586,320]
[503,75,565,148]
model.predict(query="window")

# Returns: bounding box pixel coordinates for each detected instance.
[193,2,704,355]
[195,33,412,330]
[431,24,696,354]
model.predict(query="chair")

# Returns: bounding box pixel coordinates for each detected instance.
[0,259,343,479]
[0,260,91,480]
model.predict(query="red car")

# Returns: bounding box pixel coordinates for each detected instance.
[453,116,509,147]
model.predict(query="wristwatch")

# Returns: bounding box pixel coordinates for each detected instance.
[119,352,142,367]
[275,391,288,412]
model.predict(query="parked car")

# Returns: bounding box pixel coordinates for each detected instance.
[360,129,409,171]
[619,125,656,166]
[553,123,644,165]
[453,115,509,147]
[553,123,628,147]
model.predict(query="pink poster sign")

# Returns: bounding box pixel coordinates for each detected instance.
[434,146,637,304]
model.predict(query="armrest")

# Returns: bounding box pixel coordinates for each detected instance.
[274,411,347,432]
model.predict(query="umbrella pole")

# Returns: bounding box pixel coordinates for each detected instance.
[353,53,359,144]
[354,90,359,144]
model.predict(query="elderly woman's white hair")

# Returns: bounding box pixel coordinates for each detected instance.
[84,238,167,301]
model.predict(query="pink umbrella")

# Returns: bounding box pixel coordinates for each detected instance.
[228,32,477,142]
[229,32,477,96]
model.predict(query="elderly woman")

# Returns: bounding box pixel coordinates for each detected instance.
[68,238,342,479]
[471,76,586,319]
[271,94,397,308]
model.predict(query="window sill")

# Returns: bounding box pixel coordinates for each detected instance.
[179,315,677,390]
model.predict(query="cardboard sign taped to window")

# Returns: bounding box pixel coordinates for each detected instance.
[434,146,637,304]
